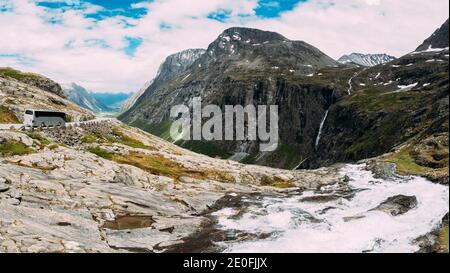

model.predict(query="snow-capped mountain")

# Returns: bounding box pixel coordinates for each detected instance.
[338,53,396,67]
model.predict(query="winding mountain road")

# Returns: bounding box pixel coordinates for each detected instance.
[0,118,113,131]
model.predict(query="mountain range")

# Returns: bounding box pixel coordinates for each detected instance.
[119,19,449,185]
[0,18,448,254]
[338,53,396,67]
[63,83,131,113]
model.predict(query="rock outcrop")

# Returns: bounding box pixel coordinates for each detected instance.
[0,121,342,253]
[0,71,95,123]
[372,195,418,216]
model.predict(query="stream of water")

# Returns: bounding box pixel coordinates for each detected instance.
[211,164,449,253]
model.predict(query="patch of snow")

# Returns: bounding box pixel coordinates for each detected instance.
[410,46,449,55]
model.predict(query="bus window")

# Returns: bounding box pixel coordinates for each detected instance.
[25,110,34,115]
[35,111,66,119]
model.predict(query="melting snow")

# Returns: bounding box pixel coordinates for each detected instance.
[410,46,449,55]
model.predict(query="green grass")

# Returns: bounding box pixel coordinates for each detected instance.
[26,132,50,145]
[88,147,235,182]
[109,128,155,150]
[440,227,449,252]
[344,87,425,114]
[260,175,295,188]
[0,141,33,156]
[385,147,432,176]
[87,146,114,160]
[262,144,303,170]
[64,115,72,123]
[179,141,232,159]
[130,119,173,141]
[0,106,19,123]
[0,67,46,81]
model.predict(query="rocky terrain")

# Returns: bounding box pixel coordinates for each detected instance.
[0,120,341,252]
[0,68,95,123]
[310,19,449,183]
[119,27,344,168]
[338,53,396,67]
[416,19,449,51]
[0,19,447,254]
[119,19,449,182]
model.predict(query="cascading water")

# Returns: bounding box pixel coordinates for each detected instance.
[315,110,329,148]
[210,164,449,253]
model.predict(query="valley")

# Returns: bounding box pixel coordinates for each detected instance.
[0,18,448,253]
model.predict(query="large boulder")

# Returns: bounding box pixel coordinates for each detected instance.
[372,195,418,216]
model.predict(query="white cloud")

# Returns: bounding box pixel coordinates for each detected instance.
[0,0,448,93]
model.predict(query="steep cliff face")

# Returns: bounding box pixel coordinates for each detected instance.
[416,19,449,51]
[306,20,449,182]
[120,21,448,172]
[120,80,152,114]
[119,27,343,169]
[121,48,205,118]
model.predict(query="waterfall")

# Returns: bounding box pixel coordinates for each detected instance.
[347,72,357,95]
[292,157,309,171]
[315,110,329,148]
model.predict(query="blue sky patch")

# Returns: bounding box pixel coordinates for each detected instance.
[83,0,147,9]
[207,9,232,22]
[255,0,306,18]
[0,1,13,13]
[37,0,149,20]
[123,36,143,57]
[0,53,36,66]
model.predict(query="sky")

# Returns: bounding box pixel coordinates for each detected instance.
[0,0,448,93]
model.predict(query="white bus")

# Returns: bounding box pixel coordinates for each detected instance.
[24,109,67,128]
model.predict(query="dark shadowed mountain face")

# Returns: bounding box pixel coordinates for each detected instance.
[119,27,344,168]
[120,22,449,173]
[416,19,449,51]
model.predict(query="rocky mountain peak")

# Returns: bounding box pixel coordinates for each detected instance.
[199,27,338,73]
[156,48,206,82]
[416,18,449,51]
[338,53,396,67]
[220,27,287,43]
